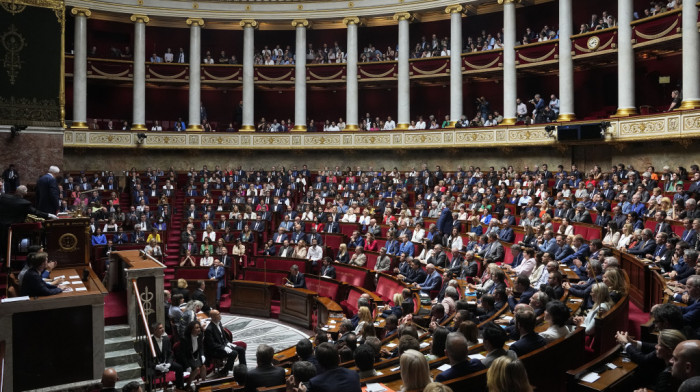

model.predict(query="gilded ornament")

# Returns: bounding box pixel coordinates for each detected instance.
[1,25,26,85]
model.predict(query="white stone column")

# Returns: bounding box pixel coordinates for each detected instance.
[557,0,575,121]
[344,17,360,131]
[70,8,91,129]
[239,19,258,131]
[680,0,700,109]
[292,20,309,131]
[615,0,637,116]
[130,14,149,131]
[499,0,518,125]
[446,5,463,127]
[393,12,412,129]
[186,18,204,131]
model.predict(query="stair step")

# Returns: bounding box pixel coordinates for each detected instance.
[113,362,143,380]
[115,377,144,390]
[105,348,140,368]
[105,335,135,352]
[105,324,131,339]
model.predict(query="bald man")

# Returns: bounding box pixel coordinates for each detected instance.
[435,332,485,382]
[204,310,246,378]
[671,340,700,385]
[100,368,119,391]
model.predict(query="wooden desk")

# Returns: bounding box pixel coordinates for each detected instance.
[567,349,638,392]
[279,286,317,329]
[0,267,107,391]
[229,280,274,318]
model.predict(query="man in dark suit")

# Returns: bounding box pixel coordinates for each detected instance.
[435,332,485,382]
[653,211,673,236]
[320,257,336,279]
[191,280,211,312]
[510,308,546,357]
[150,322,185,389]
[629,229,656,256]
[244,344,285,392]
[306,343,361,392]
[446,249,464,275]
[208,260,226,304]
[0,185,53,257]
[436,201,454,235]
[507,275,536,311]
[205,310,246,378]
[285,264,306,288]
[478,232,505,262]
[510,244,524,268]
[426,244,447,268]
[36,166,61,215]
[21,252,64,297]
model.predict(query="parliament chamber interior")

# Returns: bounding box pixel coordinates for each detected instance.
[2,0,700,391]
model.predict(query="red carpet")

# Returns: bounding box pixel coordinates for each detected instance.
[104,291,128,325]
[627,301,649,339]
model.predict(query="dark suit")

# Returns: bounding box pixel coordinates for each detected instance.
[321,265,336,279]
[508,286,536,310]
[204,322,245,374]
[307,367,361,392]
[427,251,447,268]
[287,272,306,288]
[192,288,211,312]
[151,335,185,388]
[628,239,656,256]
[36,173,59,214]
[435,359,486,382]
[21,269,62,297]
[244,364,286,392]
[175,334,204,370]
[510,332,546,357]
[437,207,453,235]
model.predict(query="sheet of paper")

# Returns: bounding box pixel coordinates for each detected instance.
[437,364,451,371]
[365,383,386,392]
[505,341,515,346]
[419,342,430,349]
[69,275,80,279]
[501,315,513,321]
[581,372,600,383]
[390,366,400,372]
[54,275,65,279]
[470,353,486,360]
[329,320,336,324]
[606,362,617,369]
[71,280,82,284]
[76,287,88,292]
[386,342,397,348]
[1,296,30,303]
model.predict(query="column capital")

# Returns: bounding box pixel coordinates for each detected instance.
[392,12,414,22]
[186,18,204,27]
[444,5,463,14]
[497,0,521,4]
[291,19,310,28]
[342,16,360,26]
[71,7,91,17]
[239,19,259,29]
[130,14,150,24]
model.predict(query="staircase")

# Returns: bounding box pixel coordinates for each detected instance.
[104,324,144,390]
[163,189,185,289]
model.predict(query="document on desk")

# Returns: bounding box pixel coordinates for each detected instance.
[365,383,387,392]
[386,342,397,348]
[470,353,486,360]
[437,364,452,371]
[419,342,430,349]
[76,287,87,291]
[69,275,80,279]
[581,372,601,383]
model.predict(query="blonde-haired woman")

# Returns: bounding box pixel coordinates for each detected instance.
[574,282,614,335]
[293,239,308,259]
[353,306,373,337]
[617,223,634,250]
[202,224,216,242]
[486,356,533,392]
[399,349,432,392]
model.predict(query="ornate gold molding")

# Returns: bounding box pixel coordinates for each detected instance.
[70,7,91,17]
[444,5,463,14]
[291,19,310,28]
[497,0,522,4]
[239,19,258,29]
[392,12,413,22]
[130,14,150,24]
[680,100,700,110]
[342,16,360,26]
[186,18,204,27]
[557,113,576,122]
[292,124,307,132]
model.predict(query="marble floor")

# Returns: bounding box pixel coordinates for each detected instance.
[220,313,310,368]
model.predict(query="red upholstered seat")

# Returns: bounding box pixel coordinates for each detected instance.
[376,274,405,304]
[334,264,368,288]
[305,278,341,301]
[365,252,378,270]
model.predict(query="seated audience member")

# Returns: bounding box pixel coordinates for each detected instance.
[481,322,517,367]
[244,344,285,392]
[285,264,306,288]
[296,338,323,375]
[354,344,378,379]
[507,275,537,311]
[288,361,317,390]
[400,349,432,392]
[180,249,196,266]
[100,368,119,391]
[668,340,700,389]
[510,308,546,357]
[487,356,533,392]
[435,332,485,382]
[415,263,442,294]
[21,252,65,297]
[176,321,207,387]
[305,343,361,392]
[349,245,367,266]
[573,282,614,336]
[539,300,574,342]
[203,309,246,378]
[149,323,183,390]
